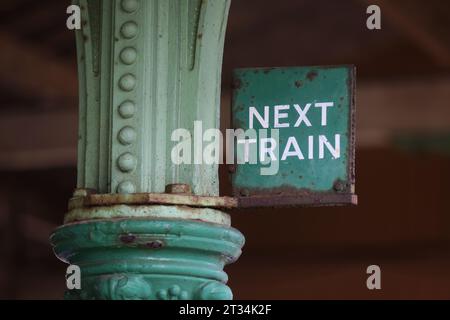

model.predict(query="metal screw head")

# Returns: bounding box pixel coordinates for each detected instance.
[165,183,192,194]
[240,189,250,197]
[228,164,236,174]
[333,180,346,192]
[73,188,96,197]
[231,78,242,90]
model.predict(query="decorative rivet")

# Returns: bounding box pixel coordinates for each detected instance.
[119,74,136,91]
[120,47,137,65]
[121,0,139,13]
[117,181,136,194]
[118,101,135,118]
[118,126,137,145]
[120,21,138,39]
[117,152,137,172]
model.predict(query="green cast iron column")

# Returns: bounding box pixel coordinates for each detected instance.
[50,0,244,300]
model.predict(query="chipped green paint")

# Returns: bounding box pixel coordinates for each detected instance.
[231,66,356,206]
[51,219,244,300]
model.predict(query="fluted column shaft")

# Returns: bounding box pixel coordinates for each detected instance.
[76,0,229,196]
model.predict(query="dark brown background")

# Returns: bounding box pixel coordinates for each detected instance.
[0,0,450,299]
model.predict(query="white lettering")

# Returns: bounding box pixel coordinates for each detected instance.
[315,102,334,126]
[274,105,290,128]
[293,103,312,127]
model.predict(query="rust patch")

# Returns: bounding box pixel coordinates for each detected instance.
[120,234,136,244]
[146,240,164,249]
[165,183,192,194]
[262,67,275,74]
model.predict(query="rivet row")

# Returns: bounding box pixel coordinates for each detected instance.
[117,0,140,194]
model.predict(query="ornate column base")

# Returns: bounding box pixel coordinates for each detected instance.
[50,211,244,300]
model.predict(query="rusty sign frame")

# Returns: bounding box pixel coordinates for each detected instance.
[230,65,357,208]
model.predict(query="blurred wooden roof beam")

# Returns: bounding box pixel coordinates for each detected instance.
[362,0,450,69]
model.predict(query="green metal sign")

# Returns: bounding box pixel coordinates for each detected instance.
[231,65,357,207]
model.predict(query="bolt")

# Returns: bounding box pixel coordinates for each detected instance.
[240,189,250,197]
[165,183,192,194]
[231,78,242,90]
[334,181,346,192]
